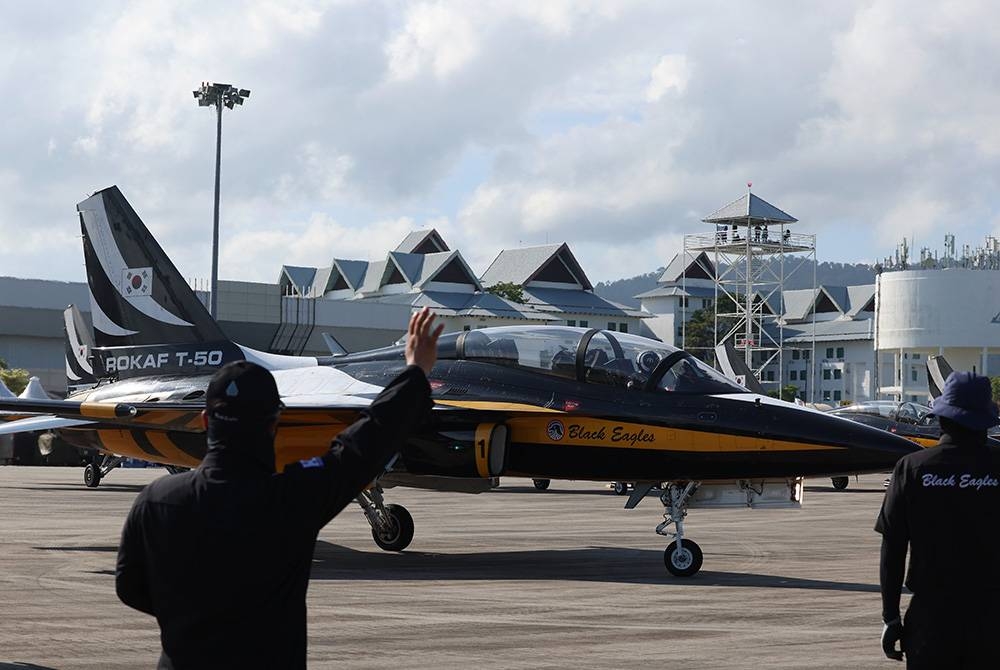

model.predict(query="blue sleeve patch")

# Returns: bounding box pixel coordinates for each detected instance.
[299,457,325,469]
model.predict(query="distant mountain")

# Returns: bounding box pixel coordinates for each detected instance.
[595,260,875,308]
[593,268,664,307]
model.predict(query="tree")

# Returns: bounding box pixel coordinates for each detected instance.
[682,295,738,364]
[485,282,526,304]
[990,377,1000,403]
[0,357,30,396]
[766,384,800,402]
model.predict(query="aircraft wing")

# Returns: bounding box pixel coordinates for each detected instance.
[0,415,94,435]
[0,393,564,440]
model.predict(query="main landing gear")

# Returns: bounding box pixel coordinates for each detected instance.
[83,455,124,488]
[656,481,703,577]
[356,484,415,552]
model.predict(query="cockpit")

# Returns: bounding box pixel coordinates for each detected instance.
[829,401,937,426]
[437,326,747,395]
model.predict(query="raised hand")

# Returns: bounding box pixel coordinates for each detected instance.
[405,307,444,376]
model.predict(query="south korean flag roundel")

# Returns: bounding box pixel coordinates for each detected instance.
[122,267,153,297]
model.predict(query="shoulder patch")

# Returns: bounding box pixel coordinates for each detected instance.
[299,457,325,469]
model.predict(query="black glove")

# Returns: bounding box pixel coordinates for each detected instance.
[881,617,903,661]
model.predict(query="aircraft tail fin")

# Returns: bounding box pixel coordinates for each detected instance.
[714,342,766,394]
[926,355,954,400]
[321,332,347,356]
[64,305,98,394]
[75,186,250,379]
[77,186,228,348]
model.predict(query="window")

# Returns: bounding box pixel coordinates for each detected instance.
[792,350,801,360]
[567,319,576,327]
[800,370,806,382]
[823,369,831,380]
[766,370,775,381]
[823,390,831,401]
[579,320,588,328]
[680,297,689,308]
[790,370,798,381]
[803,350,810,360]
[607,322,616,331]
[911,369,918,382]
[676,327,683,338]
[913,353,921,360]
[702,299,711,309]
[463,325,471,331]
[834,369,842,380]
[836,347,844,358]
[619,322,628,333]
[833,390,842,401]
[826,347,834,359]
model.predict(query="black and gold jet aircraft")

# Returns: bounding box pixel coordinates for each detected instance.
[0,186,919,576]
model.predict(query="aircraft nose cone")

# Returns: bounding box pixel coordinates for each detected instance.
[820,411,921,471]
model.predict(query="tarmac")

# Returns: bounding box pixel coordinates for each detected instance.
[0,467,898,669]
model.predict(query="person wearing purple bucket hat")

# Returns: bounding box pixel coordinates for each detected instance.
[875,371,1000,667]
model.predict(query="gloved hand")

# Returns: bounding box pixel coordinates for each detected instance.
[881,617,904,661]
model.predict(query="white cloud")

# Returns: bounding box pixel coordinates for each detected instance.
[646,54,690,102]
[3,0,1000,290]
[385,2,479,81]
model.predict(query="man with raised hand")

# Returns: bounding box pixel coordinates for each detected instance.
[117,307,443,669]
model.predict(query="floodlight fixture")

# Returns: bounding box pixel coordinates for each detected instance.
[193,81,250,318]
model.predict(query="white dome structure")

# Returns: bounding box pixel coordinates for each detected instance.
[875,268,1000,400]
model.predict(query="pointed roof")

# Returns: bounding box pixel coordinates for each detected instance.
[387,252,425,285]
[480,243,593,290]
[395,229,449,254]
[657,252,716,284]
[414,251,482,290]
[703,192,797,225]
[846,284,876,316]
[279,265,317,296]
[331,259,369,292]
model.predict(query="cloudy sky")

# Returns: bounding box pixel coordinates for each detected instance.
[1,0,999,287]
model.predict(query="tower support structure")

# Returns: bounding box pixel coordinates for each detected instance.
[683,187,816,397]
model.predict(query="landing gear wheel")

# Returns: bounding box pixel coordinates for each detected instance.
[84,463,102,488]
[612,481,629,496]
[831,476,849,490]
[371,504,414,552]
[532,479,550,491]
[664,539,703,577]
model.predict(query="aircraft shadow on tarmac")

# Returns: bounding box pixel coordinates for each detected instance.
[493,486,616,496]
[804,486,886,494]
[311,541,878,592]
[5,483,148,493]
[33,545,119,553]
[0,663,60,670]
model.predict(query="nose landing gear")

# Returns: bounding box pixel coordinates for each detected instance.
[656,481,703,577]
[356,485,415,552]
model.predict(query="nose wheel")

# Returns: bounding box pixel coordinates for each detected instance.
[664,539,703,577]
[356,486,414,552]
[656,481,703,577]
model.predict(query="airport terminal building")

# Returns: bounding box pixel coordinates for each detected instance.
[3,214,998,406]
[0,230,645,395]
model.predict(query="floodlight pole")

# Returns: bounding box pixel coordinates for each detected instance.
[193,82,250,318]
[211,97,223,319]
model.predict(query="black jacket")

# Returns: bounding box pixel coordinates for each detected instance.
[875,428,1000,622]
[116,365,431,669]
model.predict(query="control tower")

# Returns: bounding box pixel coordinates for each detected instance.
[683,186,816,393]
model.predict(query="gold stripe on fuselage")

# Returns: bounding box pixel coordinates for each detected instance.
[146,432,201,467]
[436,400,564,413]
[95,429,166,464]
[508,416,843,452]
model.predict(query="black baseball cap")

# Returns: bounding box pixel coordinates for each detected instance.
[205,361,283,423]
